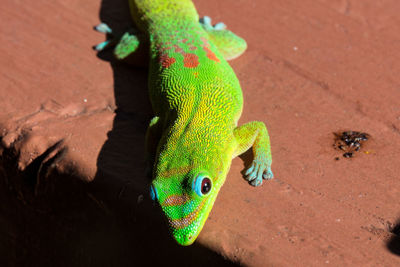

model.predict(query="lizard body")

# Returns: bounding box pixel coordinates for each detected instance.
[95,0,273,246]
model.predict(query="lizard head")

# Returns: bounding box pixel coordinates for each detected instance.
[150,166,227,246]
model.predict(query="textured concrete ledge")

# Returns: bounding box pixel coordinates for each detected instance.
[1,0,400,266]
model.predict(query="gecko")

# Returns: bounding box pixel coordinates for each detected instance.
[94,0,273,246]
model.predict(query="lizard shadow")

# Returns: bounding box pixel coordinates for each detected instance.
[88,0,240,266]
[387,219,400,256]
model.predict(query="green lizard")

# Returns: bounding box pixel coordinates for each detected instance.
[94,0,273,246]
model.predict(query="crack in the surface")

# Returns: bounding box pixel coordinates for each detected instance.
[278,59,400,139]
[1,103,116,141]
[282,59,330,91]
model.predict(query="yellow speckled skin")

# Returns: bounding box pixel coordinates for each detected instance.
[124,0,274,246]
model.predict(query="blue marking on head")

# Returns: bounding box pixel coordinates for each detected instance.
[150,184,158,201]
[182,200,195,216]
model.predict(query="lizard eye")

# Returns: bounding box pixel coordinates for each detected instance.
[193,175,212,196]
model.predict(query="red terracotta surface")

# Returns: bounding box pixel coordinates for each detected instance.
[1,0,400,266]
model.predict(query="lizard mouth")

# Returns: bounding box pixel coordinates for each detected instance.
[169,223,201,246]
[167,198,206,230]
[161,195,207,246]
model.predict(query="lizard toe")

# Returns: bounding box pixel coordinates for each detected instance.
[200,16,227,31]
[263,168,274,180]
[245,171,257,182]
[250,177,263,187]
[244,164,255,176]
[94,22,112,34]
[199,16,212,28]
[93,40,111,51]
[214,22,227,30]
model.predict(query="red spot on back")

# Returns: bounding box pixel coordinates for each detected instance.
[203,46,220,62]
[159,46,172,53]
[175,47,184,53]
[173,44,184,53]
[183,53,199,68]
[200,37,208,45]
[159,53,176,68]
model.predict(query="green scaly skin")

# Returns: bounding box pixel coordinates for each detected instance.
[94,0,273,246]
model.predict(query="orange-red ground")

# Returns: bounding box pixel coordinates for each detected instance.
[1,0,400,266]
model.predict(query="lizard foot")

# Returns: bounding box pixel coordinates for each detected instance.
[244,161,274,187]
[199,16,246,60]
[93,22,113,51]
[200,16,227,31]
[93,23,141,60]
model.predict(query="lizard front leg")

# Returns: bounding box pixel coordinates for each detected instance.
[233,121,273,186]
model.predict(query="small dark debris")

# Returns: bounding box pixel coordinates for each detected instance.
[333,131,370,159]
[343,152,353,158]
